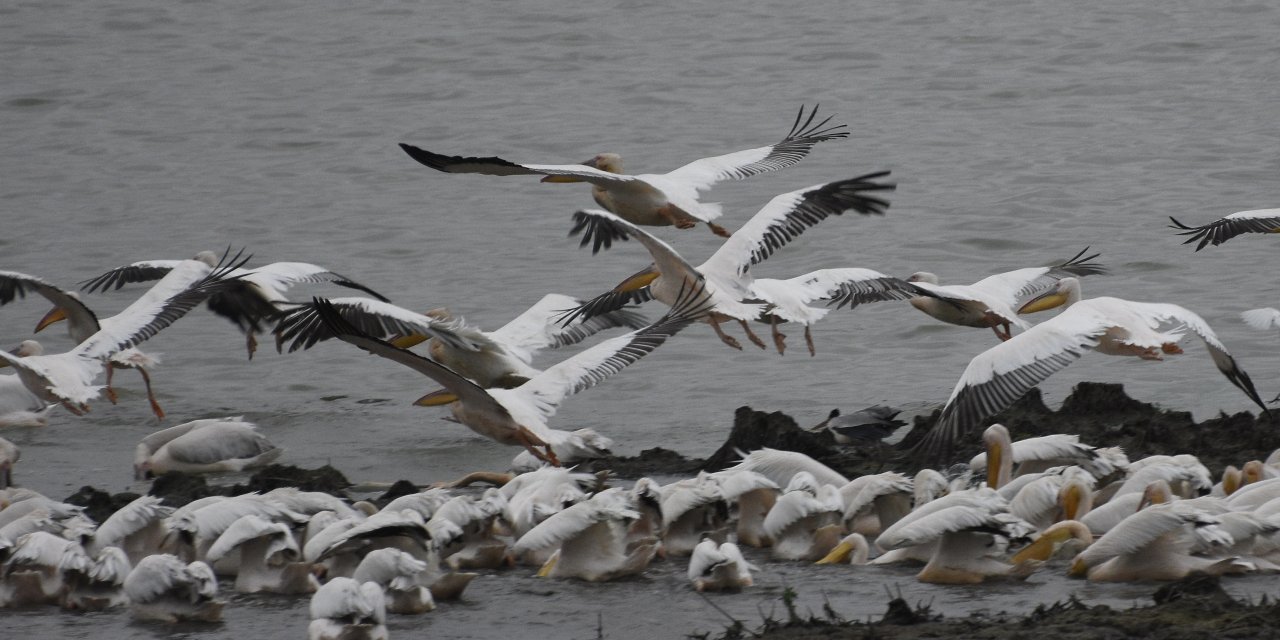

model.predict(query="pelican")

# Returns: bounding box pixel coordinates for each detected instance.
[1243,308,1280,333]
[399,105,849,239]
[1069,502,1251,581]
[968,431,1129,480]
[273,292,648,401]
[512,488,655,581]
[122,554,223,622]
[309,577,388,640]
[0,250,249,417]
[1169,208,1280,250]
[0,437,17,489]
[308,278,712,465]
[562,172,895,352]
[204,513,316,594]
[64,547,131,611]
[0,531,90,607]
[901,248,1108,341]
[0,374,52,427]
[133,417,282,479]
[80,258,389,359]
[762,472,844,561]
[914,279,1271,462]
[689,539,756,591]
[351,548,435,614]
[810,405,906,447]
[87,494,173,564]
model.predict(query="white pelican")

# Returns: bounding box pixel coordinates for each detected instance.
[875,489,1038,584]
[166,493,307,563]
[0,374,52,428]
[915,280,1271,462]
[660,473,731,556]
[308,278,713,465]
[1068,502,1251,581]
[762,472,844,561]
[0,250,249,417]
[122,554,223,622]
[87,495,173,564]
[1243,307,1280,333]
[64,547,131,611]
[688,539,756,591]
[0,531,89,607]
[434,489,509,570]
[512,488,655,581]
[815,532,871,565]
[1007,467,1095,530]
[399,105,849,239]
[204,513,316,594]
[134,417,282,479]
[0,436,16,489]
[273,292,648,400]
[968,431,1129,480]
[81,258,389,359]
[708,468,779,548]
[562,172,895,352]
[1,270,171,417]
[902,248,1108,341]
[721,448,849,488]
[352,548,435,614]
[1169,208,1280,250]
[839,471,913,536]
[309,577,388,640]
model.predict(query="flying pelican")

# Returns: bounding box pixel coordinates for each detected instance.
[308,278,713,465]
[0,251,249,417]
[899,248,1108,341]
[1169,208,1280,250]
[399,105,849,239]
[272,292,648,403]
[913,278,1271,462]
[80,259,388,358]
[561,172,895,352]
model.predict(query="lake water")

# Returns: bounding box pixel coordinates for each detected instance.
[3,0,1279,637]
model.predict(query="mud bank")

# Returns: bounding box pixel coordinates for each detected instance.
[717,574,1280,640]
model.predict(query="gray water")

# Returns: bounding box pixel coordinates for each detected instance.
[3,0,1279,637]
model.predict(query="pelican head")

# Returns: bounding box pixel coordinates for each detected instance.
[815,532,869,565]
[1019,277,1082,314]
[193,250,219,267]
[11,340,44,358]
[905,272,939,285]
[1012,520,1093,565]
[983,423,1012,489]
[584,153,622,174]
[810,409,840,432]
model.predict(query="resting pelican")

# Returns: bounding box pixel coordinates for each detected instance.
[0,252,248,417]
[309,278,713,465]
[562,172,895,352]
[134,417,283,479]
[309,577,388,640]
[273,292,647,401]
[399,105,848,239]
[901,248,1108,341]
[81,258,389,358]
[914,278,1270,462]
[1169,208,1280,250]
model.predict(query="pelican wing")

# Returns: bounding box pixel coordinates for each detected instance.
[783,268,927,310]
[205,514,294,563]
[511,492,637,554]
[907,280,1032,330]
[398,143,640,185]
[1242,308,1280,331]
[78,260,187,293]
[509,280,712,419]
[969,248,1109,306]
[311,576,380,621]
[73,250,252,360]
[724,448,848,488]
[1169,209,1280,250]
[93,495,172,549]
[490,293,649,352]
[165,422,279,466]
[917,304,1113,460]
[241,262,390,302]
[664,105,849,189]
[273,296,485,354]
[0,271,101,334]
[878,505,1029,550]
[124,554,214,603]
[1078,504,1209,566]
[309,298,510,418]
[699,173,895,279]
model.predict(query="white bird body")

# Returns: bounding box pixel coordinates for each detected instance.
[309,577,388,640]
[721,448,849,489]
[134,417,282,479]
[969,433,1128,479]
[0,436,18,488]
[763,473,845,561]
[689,539,756,591]
[122,554,222,622]
[710,468,780,547]
[1070,503,1250,581]
[659,473,730,556]
[64,546,131,611]
[204,513,315,593]
[512,488,653,581]
[0,531,90,607]
[0,374,52,428]
[88,494,173,563]
[352,547,435,614]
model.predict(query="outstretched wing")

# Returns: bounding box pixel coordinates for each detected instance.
[490,293,649,352]
[398,143,641,186]
[272,297,485,354]
[1169,209,1280,251]
[78,260,188,293]
[0,270,101,334]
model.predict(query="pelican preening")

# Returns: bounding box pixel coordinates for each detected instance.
[915,279,1271,462]
[561,172,897,353]
[400,105,849,240]
[309,278,714,465]
[1169,208,1280,250]
[900,248,1109,341]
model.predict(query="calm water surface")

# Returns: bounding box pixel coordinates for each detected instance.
[3,0,1279,637]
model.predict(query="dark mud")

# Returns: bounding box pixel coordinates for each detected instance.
[710,574,1280,640]
[133,464,351,508]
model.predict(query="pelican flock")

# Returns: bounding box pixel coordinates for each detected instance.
[2,104,1278,637]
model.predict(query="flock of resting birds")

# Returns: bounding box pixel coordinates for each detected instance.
[1,105,1278,638]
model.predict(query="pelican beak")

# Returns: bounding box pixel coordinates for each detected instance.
[535,551,560,578]
[414,389,459,407]
[613,266,660,293]
[34,306,68,333]
[1011,535,1058,565]
[1067,556,1089,578]
[815,540,854,565]
[541,175,585,183]
[1018,290,1069,314]
[391,334,429,350]
[1062,484,1085,521]
[986,440,1004,489]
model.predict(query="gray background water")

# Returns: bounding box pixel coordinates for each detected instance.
[3,0,1279,637]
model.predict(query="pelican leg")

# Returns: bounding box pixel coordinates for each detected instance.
[706,222,732,238]
[657,204,698,230]
[708,317,743,350]
[769,316,787,355]
[136,367,165,420]
[246,333,258,360]
[516,426,560,467]
[1161,342,1184,355]
[804,325,816,357]
[738,319,767,350]
[104,365,119,405]
[991,324,1012,342]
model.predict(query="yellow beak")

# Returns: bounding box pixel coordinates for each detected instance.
[1018,291,1069,314]
[34,306,68,333]
[815,541,853,565]
[414,389,459,407]
[540,175,585,183]
[391,334,428,350]
[613,268,660,293]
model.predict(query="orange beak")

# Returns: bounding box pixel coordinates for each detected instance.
[34,306,68,333]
